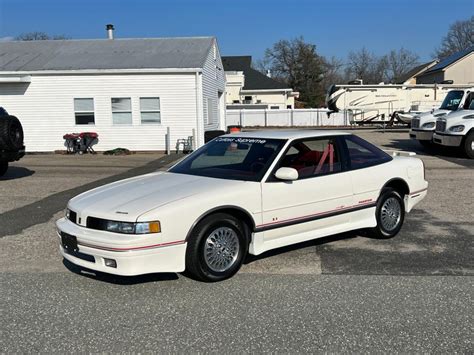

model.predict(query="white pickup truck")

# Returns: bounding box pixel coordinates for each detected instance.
[432,93,474,158]
[410,88,473,147]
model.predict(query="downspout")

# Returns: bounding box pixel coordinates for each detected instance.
[194,71,204,148]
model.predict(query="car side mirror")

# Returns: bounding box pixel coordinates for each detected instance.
[275,167,298,181]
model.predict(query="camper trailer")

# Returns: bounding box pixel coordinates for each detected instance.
[326,83,473,124]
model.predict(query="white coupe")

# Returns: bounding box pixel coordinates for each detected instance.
[57,131,428,282]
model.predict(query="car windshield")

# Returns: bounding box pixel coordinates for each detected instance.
[439,91,464,111]
[169,137,286,181]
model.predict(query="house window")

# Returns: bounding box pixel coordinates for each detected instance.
[206,98,214,124]
[270,106,279,109]
[140,97,161,124]
[74,98,95,125]
[111,98,132,125]
[232,100,240,104]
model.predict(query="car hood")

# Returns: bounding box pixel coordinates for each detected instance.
[69,172,243,221]
[417,109,449,123]
[442,109,474,120]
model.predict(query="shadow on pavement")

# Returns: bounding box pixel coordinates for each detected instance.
[0,166,35,180]
[62,259,179,285]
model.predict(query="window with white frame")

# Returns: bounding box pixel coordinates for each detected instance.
[74,98,95,125]
[206,98,214,125]
[111,98,132,124]
[140,97,161,124]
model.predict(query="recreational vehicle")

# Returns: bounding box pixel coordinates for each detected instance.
[326,84,473,124]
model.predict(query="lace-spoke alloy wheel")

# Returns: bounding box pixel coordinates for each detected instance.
[204,227,240,273]
[185,213,248,282]
[380,197,401,231]
[367,188,405,239]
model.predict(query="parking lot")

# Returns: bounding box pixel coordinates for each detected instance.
[0,129,472,352]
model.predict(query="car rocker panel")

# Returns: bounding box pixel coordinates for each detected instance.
[57,131,428,280]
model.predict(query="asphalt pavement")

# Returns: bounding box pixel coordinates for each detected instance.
[0,130,472,353]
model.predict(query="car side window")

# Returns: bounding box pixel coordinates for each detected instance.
[278,137,342,179]
[344,135,391,169]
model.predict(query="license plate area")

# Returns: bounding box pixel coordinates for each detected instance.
[61,232,78,253]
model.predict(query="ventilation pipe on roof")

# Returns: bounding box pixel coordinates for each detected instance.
[106,24,114,39]
[266,69,271,78]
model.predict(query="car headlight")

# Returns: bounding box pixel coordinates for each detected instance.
[105,220,161,234]
[449,125,465,132]
[422,122,435,129]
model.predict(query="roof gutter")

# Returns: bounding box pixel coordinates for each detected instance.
[241,88,293,93]
[0,68,203,76]
[0,75,31,83]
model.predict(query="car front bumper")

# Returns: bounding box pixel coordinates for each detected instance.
[56,218,186,276]
[409,129,433,141]
[433,133,463,147]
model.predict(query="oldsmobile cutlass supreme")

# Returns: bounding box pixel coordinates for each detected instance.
[57,131,428,282]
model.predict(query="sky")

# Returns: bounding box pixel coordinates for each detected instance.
[0,0,472,63]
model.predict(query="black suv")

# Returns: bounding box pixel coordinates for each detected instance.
[0,107,25,177]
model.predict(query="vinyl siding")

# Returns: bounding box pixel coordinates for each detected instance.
[201,41,226,131]
[0,73,199,152]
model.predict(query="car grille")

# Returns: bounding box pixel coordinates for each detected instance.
[411,118,420,129]
[436,120,446,132]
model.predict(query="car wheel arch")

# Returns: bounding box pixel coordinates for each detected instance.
[380,178,410,199]
[185,205,255,243]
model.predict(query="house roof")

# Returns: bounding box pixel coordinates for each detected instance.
[395,60,437,84]
[222,55,290,90]
[0,37,215,72]
[421,46,474,75]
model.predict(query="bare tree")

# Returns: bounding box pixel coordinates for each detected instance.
[15,32,69,41]
[345,47,387,84]
[383,48,419,82]
[263,36,325,107]
[320,56,345,89]
[434,16,474,59]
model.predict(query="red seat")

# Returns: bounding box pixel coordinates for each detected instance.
[291,151,322,172]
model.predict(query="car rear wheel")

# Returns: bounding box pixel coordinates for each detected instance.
[0,161,7,177]
[185,213,247,282]
[463,131,474,159]
[368,188,405,239]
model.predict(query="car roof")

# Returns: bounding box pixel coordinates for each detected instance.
[221,129,351,140]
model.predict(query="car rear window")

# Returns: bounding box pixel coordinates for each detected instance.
[344,135,392,169]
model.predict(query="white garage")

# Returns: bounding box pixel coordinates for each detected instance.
[0,36,226,152]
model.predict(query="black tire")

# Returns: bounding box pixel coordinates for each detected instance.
[0,161,8,177]
[367,188,405,239]
[0,115,24,151]
[185,213,248,282]
[463,131,474,159]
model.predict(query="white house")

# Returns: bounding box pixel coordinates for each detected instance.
[416,46,474,84]
[222,56,298,110]
[0,34,225,151]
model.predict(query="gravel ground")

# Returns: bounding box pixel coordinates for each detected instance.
[0,129,472,353]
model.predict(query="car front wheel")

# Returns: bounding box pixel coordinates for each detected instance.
[368,188,405,239]
[185,213,247,282]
